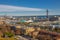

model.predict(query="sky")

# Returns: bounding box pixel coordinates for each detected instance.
[0,0,60,16]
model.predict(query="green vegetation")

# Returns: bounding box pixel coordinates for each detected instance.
[5,32,14,37]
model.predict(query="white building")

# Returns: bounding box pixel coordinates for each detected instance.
[25,20,33,23]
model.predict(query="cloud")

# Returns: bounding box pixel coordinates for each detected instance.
[0,5,44,12]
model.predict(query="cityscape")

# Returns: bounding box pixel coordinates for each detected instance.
[0,0,60,40]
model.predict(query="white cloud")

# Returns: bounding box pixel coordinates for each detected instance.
[0,5,44,12]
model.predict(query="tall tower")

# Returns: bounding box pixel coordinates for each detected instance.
[46,9,49,21]
[47,9,48,18]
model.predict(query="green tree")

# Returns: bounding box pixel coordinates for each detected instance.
[5,32,14,37]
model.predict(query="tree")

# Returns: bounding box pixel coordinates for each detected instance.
[5,32,14,37]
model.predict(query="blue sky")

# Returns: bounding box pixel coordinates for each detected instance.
[0,0,60,16]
